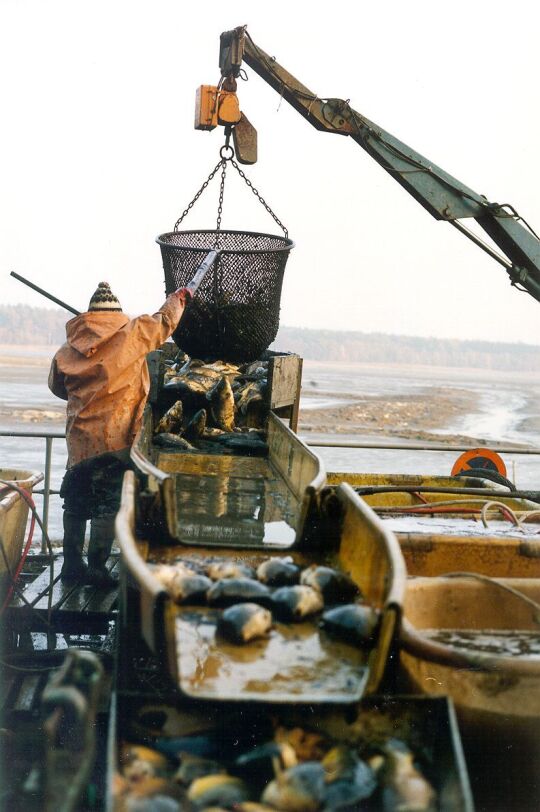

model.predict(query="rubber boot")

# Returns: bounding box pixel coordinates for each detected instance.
[86,515,118,589]
[60,513,88,584]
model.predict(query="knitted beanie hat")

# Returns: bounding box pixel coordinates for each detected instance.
[88,282,122,312]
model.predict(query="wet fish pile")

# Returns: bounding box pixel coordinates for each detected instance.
[115,726,437,811]
[151,557,380,648]
[154,354,270,455]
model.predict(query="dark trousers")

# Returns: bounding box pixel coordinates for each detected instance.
[60,450,131,521]
[60,450,132,570]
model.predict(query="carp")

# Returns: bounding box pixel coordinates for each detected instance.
[262,762,326,811]
[187,774,250,808]
[154,400,183,435]
[271,585,324,622]
[256,557,300,587]
[206,561,256,581]
[206,376,235,432]
[207,578,273,608]
[300,565,359,605]
[320,603,380,647]
[381,739,437,811]
[169,572,212,605]
[153,433,195,450]
[183,408,207,440]
[217,603,273,644]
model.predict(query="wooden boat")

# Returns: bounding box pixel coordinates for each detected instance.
[0,468,43,579]
[117,471,405,702]
[399,574,540,808]
[326,471,540,578]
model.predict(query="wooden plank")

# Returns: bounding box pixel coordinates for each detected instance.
[0,672,17,710]
[33,562,78,612]
[84,575,119,614]
[13,674,42,712]
[10,557,62,609]
[268,354,302,410]
[60,557,119,615]
[157,453,267,478]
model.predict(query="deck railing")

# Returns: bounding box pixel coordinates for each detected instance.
[2,428,540,554]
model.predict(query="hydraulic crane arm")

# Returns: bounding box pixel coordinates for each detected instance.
[218,27,540,303]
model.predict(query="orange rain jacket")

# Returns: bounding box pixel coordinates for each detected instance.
[48,294,184,468]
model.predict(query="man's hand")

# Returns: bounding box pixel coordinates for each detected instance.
[172,288,190,309]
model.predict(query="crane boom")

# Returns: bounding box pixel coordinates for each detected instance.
[218,27,540,303]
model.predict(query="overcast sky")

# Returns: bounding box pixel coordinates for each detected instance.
[2,0,539,344]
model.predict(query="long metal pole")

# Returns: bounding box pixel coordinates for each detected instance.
[42,437,53,553]
[10,271,81,315]
[306,439,540,455]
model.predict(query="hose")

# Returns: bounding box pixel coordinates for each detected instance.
[0,479,55,628]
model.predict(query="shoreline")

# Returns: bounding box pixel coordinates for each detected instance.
[1,350,537,447]
[0,387,523,447]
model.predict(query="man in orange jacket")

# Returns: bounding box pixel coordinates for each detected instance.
[49,281,186,587]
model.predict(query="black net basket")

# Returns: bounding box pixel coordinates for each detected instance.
[157,229,294,363]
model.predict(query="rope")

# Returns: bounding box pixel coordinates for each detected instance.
[440,571,540,624]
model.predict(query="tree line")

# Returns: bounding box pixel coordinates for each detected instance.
[1,304,538,371]
[273,326,540,372]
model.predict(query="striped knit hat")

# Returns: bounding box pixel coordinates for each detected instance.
[88,282,122,312]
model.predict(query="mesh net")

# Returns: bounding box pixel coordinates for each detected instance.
[158,229,294,362]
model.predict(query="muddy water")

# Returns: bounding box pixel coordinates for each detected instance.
[176,607,368,702]
[425,629,540,657]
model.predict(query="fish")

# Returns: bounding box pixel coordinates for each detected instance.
[381,739,437,812]
[174,753,226,786]
[207,578,273,609]
[300,566,359,605]
[261,762,326,811]
[256,557,300,587]
[319,604,380,647]
[123,777,188,807]
[120,743,170,779]
[235,379,268,430]
[163,369,221,397]
[187,774,250,808]
[168,572,212,605]
[201,427,227,439]
[206,561,256,581]
[235,379,267,415]
[321,746,377,807]
[234,743,297,800]
[154,400,183,435]
[153,433,195,450]
[206,376,235,432]
[150,564,179,591]
[123,758,156,786]
[271,586,324,622]
[217,603,273,644]
[183,408,207,440]
[238,360,268,380]
[215,433,268,456]
[201,361,240,378]
[274,727,327,763]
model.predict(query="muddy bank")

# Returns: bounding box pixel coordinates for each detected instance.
[299,387,498,445]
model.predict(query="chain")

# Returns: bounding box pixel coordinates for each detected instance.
[230,157,289,238]
[215,159,228,232]
[173,143,289,240]
[173,159,223,231]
